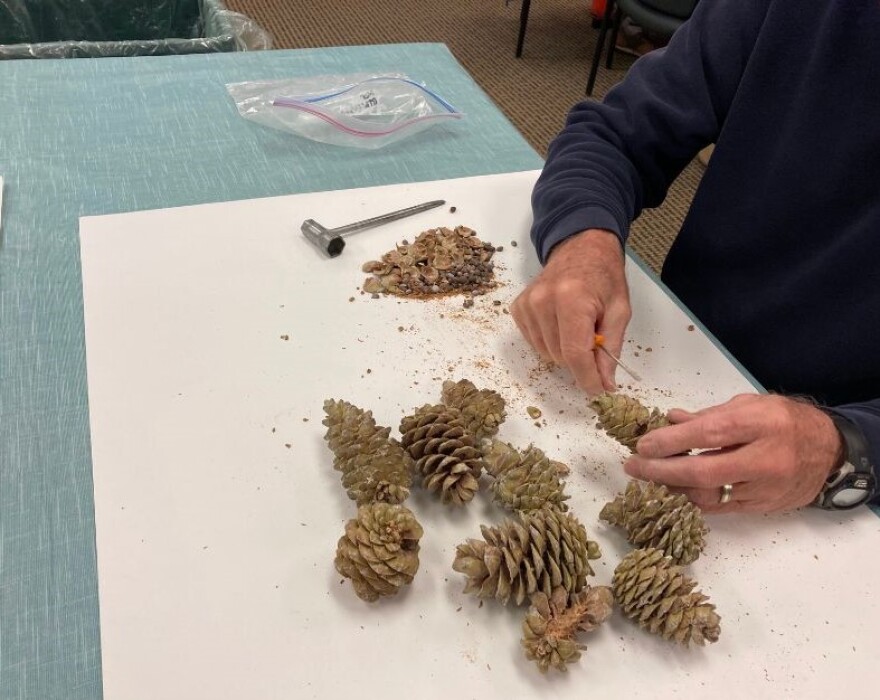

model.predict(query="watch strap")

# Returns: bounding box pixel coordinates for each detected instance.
[817,412,877,509]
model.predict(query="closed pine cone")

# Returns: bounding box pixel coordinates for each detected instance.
[399,404,483,505]
[482,439,569,512]
[521,585,614,672]
[590,392,670,451]
[440,378,506,440]
[452,507,601,605]
[334,502,424,602]
[601,480,708,565]
[612,547,721,646]
[322,399,412,505]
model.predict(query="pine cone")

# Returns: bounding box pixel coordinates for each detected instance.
[334,502,424,602]
[322,399,412,505]
[612,548,721,646]
[482,439,569,512]
[399,404,483,505]
[452,507,601,605]
[521,585,613,672]
[440,379,506,440]
[590,392,670,451]
[601,480,708,565]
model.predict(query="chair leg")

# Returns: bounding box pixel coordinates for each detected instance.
[515,0,532,58]
[586,0,615,95]
[606,7,623,69]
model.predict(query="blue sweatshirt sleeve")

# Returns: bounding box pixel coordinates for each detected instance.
[530,0,769,263]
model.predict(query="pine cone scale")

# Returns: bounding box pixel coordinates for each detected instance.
[335,503,423,602]
[591,393,670,452]
[612,547,720,646]
[453,508,600,606]
[323,399,412,506]
[400,404,484,505]
[601,480,708,564]
[441,379,507,441]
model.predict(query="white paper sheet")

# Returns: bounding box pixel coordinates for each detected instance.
[80,171,880,700]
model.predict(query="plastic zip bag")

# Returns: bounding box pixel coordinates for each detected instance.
[226,74,464,149]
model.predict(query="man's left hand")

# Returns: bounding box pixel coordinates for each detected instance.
[623,394,843,513]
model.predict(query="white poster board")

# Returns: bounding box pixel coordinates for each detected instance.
[80,171,880,700]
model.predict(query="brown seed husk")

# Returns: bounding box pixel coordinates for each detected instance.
[322,399,412,505]
[361,226,497,297]
[601,480,708,565]
[481,439,569,512]
[440,378,506,441]
[612,547,721,646]
[399,404,483,505]
[334,502,424,602]
[521,585,614,672]
[452,507,601,606]
[590,392,670,451]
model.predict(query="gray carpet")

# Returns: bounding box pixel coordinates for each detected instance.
[227,0,704,271]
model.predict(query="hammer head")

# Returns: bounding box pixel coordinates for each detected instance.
[302,219,345,257]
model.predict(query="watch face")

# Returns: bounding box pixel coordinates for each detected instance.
[831,487,869,508]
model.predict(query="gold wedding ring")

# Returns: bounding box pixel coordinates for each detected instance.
[719,483,734,504]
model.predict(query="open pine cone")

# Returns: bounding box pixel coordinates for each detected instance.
[322,399,412,505]
[590,392,670,451]
[601,480,708,564]
[334,502,424,602]
[521,585,613,672]
[452,507,601,605]
[440,378,506,440]
[482,439,569,512]
[612,547,721,646]
[399,404,483,505]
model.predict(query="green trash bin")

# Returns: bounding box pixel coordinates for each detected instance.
[0,0,271,59]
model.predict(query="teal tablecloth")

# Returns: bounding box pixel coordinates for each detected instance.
[0,44,541,699]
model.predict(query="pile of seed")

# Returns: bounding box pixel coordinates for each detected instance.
[362,226,497,297]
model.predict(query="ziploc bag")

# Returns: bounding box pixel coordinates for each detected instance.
[226,73,464,149]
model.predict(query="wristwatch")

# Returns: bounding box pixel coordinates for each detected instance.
[815,413,877,510]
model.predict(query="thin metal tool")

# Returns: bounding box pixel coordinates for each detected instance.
[302,199,446,257]
[594,334,642,382]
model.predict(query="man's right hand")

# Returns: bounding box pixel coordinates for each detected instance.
[510,228,631,395]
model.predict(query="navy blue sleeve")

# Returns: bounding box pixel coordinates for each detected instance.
[530,0,769,263]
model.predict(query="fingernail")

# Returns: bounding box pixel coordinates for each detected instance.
[623,458,640,478]
[635,436,655,456]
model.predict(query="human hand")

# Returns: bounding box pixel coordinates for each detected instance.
[623,394,844,513]
[511,229,630,395]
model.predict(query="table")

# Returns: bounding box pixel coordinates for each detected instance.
[0,45,541,700]
[75,170,880,699]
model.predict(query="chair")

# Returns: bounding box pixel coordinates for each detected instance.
[586,0,699,95]
[515,0,534,57]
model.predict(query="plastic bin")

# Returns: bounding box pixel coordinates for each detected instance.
[0,0,271,59]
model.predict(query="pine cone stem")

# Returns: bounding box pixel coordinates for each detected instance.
[521,585,614,672]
